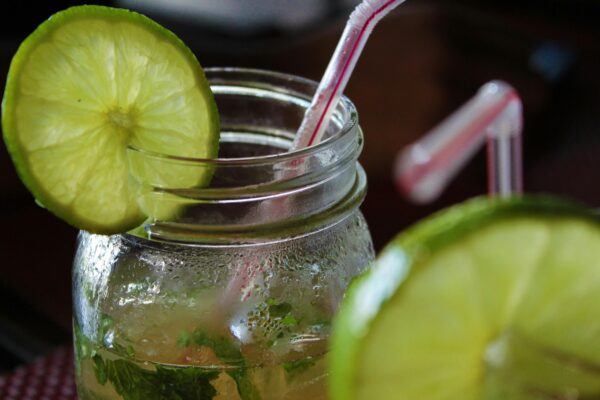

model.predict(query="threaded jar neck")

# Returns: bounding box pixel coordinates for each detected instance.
[127,68,365,244]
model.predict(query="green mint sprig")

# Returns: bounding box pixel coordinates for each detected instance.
[93,355,219,400]
[180,329,262,400]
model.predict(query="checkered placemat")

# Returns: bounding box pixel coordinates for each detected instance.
[0,346,76,400]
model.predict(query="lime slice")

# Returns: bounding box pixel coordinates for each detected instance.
[2,5,219,234]
[330,196,600,400]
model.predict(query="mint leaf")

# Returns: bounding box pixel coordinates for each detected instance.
[105,358,165,400]
[156,364,219,400]
[92,355,107,385]
[268,302,292,318]
[266,297,279,306]
[74,324,96,360]
[230,370,262,400]
[189,330,243,364]
[281,314,297,327]
[283,358,316,380]
[110,342,135,358]
[101,314,114,334]
[177,330,191,348]
[181,330,261,400]
[93,355,219,400]
[74,324,98,379]
[97,314,136,358]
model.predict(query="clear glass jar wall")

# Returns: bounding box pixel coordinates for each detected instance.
[72,68,374,400]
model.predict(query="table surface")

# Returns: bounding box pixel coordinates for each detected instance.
[0,346,76,400]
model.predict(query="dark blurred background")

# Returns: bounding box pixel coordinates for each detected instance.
[1,0,600,374]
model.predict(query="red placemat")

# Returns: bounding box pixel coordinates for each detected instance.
[0,346,77,400]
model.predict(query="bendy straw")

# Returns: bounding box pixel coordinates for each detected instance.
[292,0,408,151]
[394,80,523,203]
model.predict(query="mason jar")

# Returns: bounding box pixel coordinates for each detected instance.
[72,68,374,400]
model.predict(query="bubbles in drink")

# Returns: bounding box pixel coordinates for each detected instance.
[74,212,374,399]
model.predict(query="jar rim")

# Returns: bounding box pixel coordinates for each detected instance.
[126,67,358,166]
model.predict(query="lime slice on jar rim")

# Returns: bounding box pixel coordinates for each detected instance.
[330,195,600,400]
[2,5,220,234]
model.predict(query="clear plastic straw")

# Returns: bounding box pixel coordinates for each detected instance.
[394,80,523,203]
[292,0,407,150]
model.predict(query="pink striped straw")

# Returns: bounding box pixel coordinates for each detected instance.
[213,0,410,329]
[394,80,523,203]
[292,0,407,150]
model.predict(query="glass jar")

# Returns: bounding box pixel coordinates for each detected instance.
[72,68,373,400]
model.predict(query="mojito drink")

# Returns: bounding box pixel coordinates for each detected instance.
[72,67,373,400]
[73,209,372,400]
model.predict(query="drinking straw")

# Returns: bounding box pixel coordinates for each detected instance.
[292,0,408,151]
[394,80,523,203]
[214,0,411,330]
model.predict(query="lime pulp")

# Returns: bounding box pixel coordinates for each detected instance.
[330,196,600,400]
[2,5,219,234]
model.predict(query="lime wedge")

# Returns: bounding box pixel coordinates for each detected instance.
[2,5,219,234]
[330,196,600,400]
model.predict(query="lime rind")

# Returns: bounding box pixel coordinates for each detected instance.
[330,195,600,400]
[2,5,219,234]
